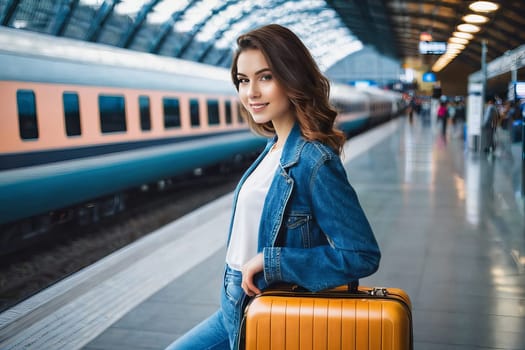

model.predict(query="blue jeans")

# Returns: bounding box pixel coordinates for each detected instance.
[164,266,245,350]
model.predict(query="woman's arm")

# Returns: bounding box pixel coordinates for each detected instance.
[263,155,381,291]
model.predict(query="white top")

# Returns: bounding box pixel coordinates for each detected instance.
[226,148,282,271]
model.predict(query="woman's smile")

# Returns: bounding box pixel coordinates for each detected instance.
[249,102,269,113]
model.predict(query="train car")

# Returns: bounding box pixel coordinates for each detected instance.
[332,84,403,133]
[330,83,370,133]
[0,27,400,254]
[358,87,401,124]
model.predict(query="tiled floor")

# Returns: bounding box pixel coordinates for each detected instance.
[84,117,525,350]
[349,120,525,349]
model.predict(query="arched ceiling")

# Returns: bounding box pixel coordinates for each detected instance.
[328,0,525,74]
[0,0,524,76]
[0,0,363,70]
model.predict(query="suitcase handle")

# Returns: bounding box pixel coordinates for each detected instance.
[348,280,359,293]
[285,280,361,294]
[263,280,367,297]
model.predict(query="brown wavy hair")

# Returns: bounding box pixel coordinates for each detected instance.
[230,24,345,155]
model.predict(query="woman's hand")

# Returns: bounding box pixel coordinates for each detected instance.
[241,253,263,296]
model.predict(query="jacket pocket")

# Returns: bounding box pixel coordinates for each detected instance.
[284,213,312,248]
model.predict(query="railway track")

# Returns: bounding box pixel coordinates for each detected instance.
[0,168,243,313]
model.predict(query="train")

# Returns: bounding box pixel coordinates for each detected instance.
[0,27,403,254]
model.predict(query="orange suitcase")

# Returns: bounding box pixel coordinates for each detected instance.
[239,284,412,350]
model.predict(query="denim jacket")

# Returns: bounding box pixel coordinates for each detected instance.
[227,123,380,292]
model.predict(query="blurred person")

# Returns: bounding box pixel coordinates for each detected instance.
[482,95,498,153]
[164,24,380,350]
[407,94,416,124]
[420,97,431,124]
[498,100,518,157]
[453,98,466,139]
[448,99,456,126]
[437,100,449,138]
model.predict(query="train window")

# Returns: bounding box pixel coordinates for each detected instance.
[99,95,127,133]
[207,99,220,125]
[163,97,181,129]
[139,95,151,131]
[17,90,38,140]
[63,92,81,136]
[190,98,200,127]
[190,98,201,126]
[225,101,232,124]
[237,103,244,124]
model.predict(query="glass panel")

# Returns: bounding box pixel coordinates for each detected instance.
[207,99,219,125]
[175,0,220,32]
[148,0,191,24]
[3,0,365,74]
[237,102,244,124]
[114,0,145,17]
[63,92,81,136]
[225,100,232,125]
[139,95,151,131]
[79,0,105,7]
[163,97,181,128]
[8,0,57,33]
[99,95,127,133]
[214,1,362,69]
[190,98,200,127]
[17,89,38,139]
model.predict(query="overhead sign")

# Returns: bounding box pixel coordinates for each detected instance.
[422,72,437,82]
[419,41,447,54]
[515,82,525,99]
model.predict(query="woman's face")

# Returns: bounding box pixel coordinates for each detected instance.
[235,49,293,126]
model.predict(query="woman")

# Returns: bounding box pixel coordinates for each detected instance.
[482,95,498,153]
[437,100,449,138]
[165,24,380,350]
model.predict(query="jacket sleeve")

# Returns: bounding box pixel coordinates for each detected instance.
[263,154,381,292]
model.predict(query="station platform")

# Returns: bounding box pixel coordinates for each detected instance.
[1,116,524,349]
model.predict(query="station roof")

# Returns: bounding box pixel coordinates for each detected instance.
[328,0,525,73]
[1,0,524,75]
[0,0,363,71]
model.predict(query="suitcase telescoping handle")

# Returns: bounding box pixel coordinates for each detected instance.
[348,280,359,293]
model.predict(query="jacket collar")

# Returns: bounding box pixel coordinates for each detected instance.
[275,122,305,169]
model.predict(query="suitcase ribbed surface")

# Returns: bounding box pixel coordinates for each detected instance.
[244,288,411,350]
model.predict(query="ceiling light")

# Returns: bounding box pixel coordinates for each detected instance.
[453,31,474,40]
[432,60,448,72]
[457,23,481,33]
[462,14,489,23]
[449,37,469,45]
[446,46,462,53]
[446,48,462,54]
[469,1,500,13]
[448,43,466,50]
